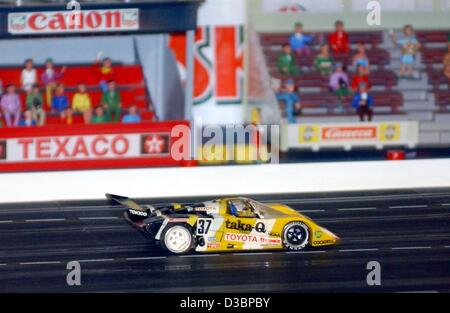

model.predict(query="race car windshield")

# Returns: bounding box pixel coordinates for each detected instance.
[229,199,258,218]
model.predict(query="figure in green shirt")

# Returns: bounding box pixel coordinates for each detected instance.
[91,105,110,124]
[277,44,300,76]
[101,80,122,122]
[314,44,334,76]
[25,84,46,126]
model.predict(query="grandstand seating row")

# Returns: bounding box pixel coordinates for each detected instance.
[261,29,450,117]
[0,63,155,125]
[417,30,450,110]
[260,31,400,117]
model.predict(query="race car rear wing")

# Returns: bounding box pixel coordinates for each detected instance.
[106,193,156,213]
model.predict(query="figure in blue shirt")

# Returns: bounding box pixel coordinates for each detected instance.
[289,22,314,56]
[276,79,301,124]
[19,109,37,127]
[51,84,69,113]
[122,104,142,124]
[352,83,374,122]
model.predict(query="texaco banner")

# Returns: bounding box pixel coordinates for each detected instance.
[0,121,189,172]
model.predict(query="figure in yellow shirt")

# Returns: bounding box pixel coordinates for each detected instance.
[72,83,92,124]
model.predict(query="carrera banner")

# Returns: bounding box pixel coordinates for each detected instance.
[0,121,189,172]
[281,122,419,151]
[8,8,139,34]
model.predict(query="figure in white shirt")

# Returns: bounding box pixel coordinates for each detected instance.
[21,58,37,94]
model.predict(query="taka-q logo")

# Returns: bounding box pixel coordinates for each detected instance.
[366,1,381,26]
[366,261,381,286]
[66,261,81,286]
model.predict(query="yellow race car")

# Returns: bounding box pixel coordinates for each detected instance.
[107,194,339,254]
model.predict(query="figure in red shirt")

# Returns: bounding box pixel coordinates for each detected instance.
[351,64,371,91]
[328,20,350,55]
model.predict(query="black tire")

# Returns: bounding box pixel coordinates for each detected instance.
[282,221,310,251]
[160,223,195,254]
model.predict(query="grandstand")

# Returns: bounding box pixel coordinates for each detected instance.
[256,27,450,146]
[0,63,154,125]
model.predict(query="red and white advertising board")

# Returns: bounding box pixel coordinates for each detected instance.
[8,8,139,35]
[169,0,245,124]
[0,121,189,172]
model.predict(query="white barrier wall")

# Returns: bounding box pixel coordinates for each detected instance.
[0,159,449,203]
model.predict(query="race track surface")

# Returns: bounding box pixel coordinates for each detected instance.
[0,188,449,292]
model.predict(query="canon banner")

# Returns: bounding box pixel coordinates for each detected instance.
[281,122,419,151]
[0,121,188,172]
[8,8,139,34]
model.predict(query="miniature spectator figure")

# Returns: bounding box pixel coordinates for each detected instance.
[443,42,450,80]
[314,44,334,76]
[328,20,350,55]
[390,25,421,79]
[352,82,374,122]
[51,84,69,114]
[122,104,142,123]
[19,109,36,127]
[275,79,301,124]
[41,58,66,109]
[352,43,370,75]
[277,44,300,76]
[0,84,21,127]
[351,64,371,91]
[94,52,115,92]
[72,82,92,124]
[101,80,122,122]
[26,84,45,126]
[289,22,314,56]
[21,59,37,94]
[61,107,73,125]
[329,63,351,108]
[91,105,109,124]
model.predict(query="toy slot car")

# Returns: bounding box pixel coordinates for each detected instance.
[106,193,340,254]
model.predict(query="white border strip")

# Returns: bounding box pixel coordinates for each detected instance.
[0,159,449,203]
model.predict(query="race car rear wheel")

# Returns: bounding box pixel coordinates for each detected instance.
[282,221,310,251]
[161,224,194,254]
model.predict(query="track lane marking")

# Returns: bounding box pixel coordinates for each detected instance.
[77,258,115,263]
[337,207,377,211]
[389,205,428,209]
[232,252,273,256]
[391,246,432,250]
[19,261,61,265]
[444,246,450,249]
[441,203,450,206]
[0,263,6,266]
[0,220,13,224]
[339,248,379,252]
[286,250,326,254]
[180,254,220,258]
[78,217,119,220]
[125,256,167,261]
[25,218,66,222]
[397,291,438,294]
[299,209,325,213]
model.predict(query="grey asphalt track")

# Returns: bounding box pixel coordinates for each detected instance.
[0,188,449,292]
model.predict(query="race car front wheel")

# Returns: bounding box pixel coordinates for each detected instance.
[161,224,194,254]
[282,221,310,251]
